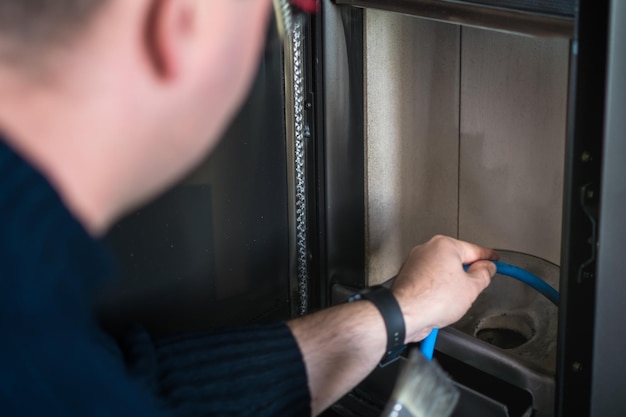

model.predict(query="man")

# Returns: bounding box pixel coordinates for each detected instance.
[0,1,498,416]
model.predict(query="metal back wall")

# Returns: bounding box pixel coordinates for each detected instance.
[365,12,460,283]
[364,9,570,285]
[458,28,569,264]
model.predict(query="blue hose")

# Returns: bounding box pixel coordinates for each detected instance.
[420,261,559,360]
[492,261,559,305]
[420,328,439,360]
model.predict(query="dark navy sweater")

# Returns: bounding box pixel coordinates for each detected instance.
[0,136,311,417]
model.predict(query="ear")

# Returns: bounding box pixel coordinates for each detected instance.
[144,0,197,80]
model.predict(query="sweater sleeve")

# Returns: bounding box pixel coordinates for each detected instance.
[120,322,311,417]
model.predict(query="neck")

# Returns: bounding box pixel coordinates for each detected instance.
[0,1,168,236]
[0,1,170,236]
[0,73,125,236]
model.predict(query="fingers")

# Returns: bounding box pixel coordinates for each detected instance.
[466,259,496,290]
[454,237,498,289]
[428,234,497,290]
[394,235,499,343]
[454,238,500,264]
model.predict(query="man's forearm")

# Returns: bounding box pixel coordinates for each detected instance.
[287,300,387,417]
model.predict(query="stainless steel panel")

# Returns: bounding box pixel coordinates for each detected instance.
[458,28,569,265]
[322,1,367,288]
[591,1,626,415]
[365,10,460,285]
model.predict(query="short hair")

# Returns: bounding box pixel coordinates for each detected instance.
[0,0,106,51]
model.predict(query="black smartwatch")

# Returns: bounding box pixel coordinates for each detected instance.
[348,285,407,367]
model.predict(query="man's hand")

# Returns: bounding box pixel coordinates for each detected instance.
[392,235,499,343]
[288,235,497,416]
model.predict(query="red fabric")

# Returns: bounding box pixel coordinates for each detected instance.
[289,0,319,13]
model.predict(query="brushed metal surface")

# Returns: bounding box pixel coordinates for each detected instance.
[322,1,368,288]
[365,10,461,285]
[458,27,569,265]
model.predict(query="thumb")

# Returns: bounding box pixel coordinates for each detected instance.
[465,260,496,290]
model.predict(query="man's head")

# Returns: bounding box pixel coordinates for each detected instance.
[0,0,272,234]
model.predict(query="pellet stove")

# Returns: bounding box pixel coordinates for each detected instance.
[296,1,626,415]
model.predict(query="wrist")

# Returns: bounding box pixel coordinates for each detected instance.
[391,285,433,343]
[349,286,407,366]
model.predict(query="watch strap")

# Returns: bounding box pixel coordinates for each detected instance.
[348,285,407,367]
